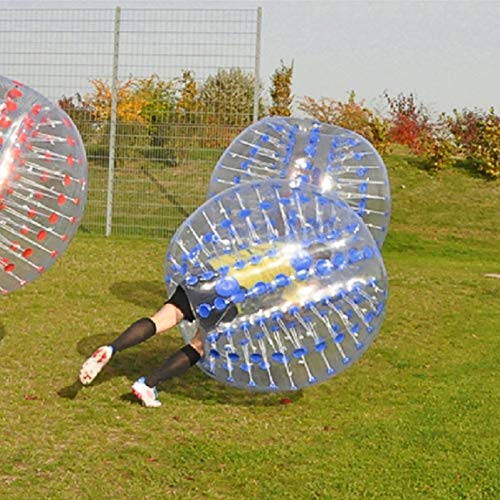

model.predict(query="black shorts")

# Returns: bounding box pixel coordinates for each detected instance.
[166,284,238,331]
[166,285,195,321]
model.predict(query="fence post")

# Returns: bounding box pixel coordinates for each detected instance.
[106,6,121,237]
[252,6,262,124]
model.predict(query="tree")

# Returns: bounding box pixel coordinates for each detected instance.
[269,60,294,116]
[176,70,200,120]
[199,67,261,126]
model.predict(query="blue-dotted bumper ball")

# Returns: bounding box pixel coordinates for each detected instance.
[208,116,391,248]
[0,76,88,295]
[165,180,388,392]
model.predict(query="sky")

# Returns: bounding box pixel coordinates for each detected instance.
[1,0,499,116]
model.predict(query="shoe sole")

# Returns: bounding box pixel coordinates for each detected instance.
[131,385,161,408]
[79,349,112,385]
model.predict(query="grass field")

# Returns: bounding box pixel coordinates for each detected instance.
[0,152,499,498]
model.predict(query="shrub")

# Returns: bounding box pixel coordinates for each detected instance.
[383,91,434,155]
[269,60,294,116]
[447,108,500,178]
[470,109,500,178]
[446,108,482,157]
[199,68,262,127]
[298,91,391,155]
[418,113,457,172]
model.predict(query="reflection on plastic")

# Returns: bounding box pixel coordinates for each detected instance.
[209,116,391,248]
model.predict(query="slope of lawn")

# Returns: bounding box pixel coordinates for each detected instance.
[0,153,498,498]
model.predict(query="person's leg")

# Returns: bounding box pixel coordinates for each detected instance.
[131,331,204,407]
[79,302,182,385]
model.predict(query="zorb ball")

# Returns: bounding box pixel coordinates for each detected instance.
[165,180,388,392]
[0,76,87,294]
[209,116,391,248]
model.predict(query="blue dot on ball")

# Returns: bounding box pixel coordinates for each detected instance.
[250,353,263,363]
[197,303,212,318]
[215,276,240,297]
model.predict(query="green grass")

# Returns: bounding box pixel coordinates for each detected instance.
[0,153,499,498]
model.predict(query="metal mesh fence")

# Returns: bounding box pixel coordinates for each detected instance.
[0,7,261,238]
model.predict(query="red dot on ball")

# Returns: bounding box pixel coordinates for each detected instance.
[6,99,17,112]
[23,116,34,129]
[49,213,58,224]
[22,248,33,258]
[5,263,15,272]
[57,194,66,205]
[37,230,47,241]
[0,116,12,128]
[8,88,23,99]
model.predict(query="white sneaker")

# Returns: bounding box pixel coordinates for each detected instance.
[79,345,114,385]
[131,377,162,408]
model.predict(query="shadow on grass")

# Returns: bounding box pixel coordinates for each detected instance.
[453,158,495,180]
[60,280,304,406]
[0,323,5,344]
[404,154,494,180]
[109,280,165,309]
[404,155,435,174]
[139,164,192,219]
[58,332,301,407]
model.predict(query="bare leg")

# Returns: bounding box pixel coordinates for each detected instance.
[151,303,184,333]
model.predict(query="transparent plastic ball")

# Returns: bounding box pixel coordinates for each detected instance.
[209,116,391,247]
[165,180,388,392]
[0,76,88,294]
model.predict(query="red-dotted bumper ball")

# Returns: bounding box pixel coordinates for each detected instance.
[0,76,88,295]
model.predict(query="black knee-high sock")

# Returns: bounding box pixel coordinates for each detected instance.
[110,317,157,353]
[145,344,200,387]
